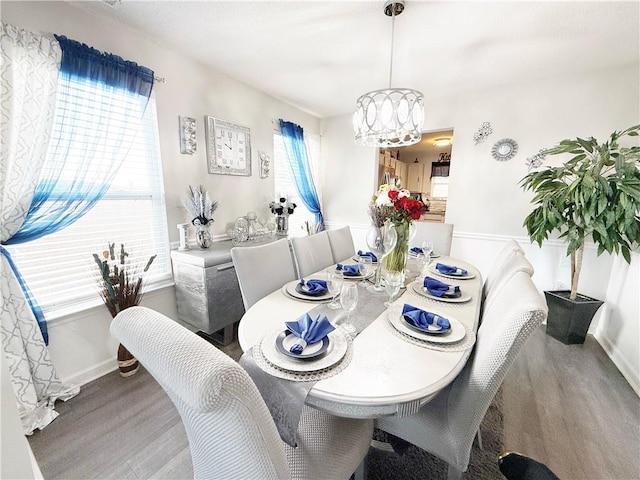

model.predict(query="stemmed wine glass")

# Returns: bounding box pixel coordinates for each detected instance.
[339,283,358,337]
[356,256,373,287]
[383,270,404,307]
[326,269,344,310]
[421,240,434,259]
[365,224,397,293]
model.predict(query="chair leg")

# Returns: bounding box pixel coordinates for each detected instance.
[447,465,462,480]
[476,426,484,451]
[353,459,367,480]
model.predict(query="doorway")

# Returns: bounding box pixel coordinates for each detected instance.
[377,129,453,222]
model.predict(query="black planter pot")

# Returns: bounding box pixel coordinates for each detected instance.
[544,290,604,345]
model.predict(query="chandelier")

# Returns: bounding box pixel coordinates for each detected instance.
[353,1,424,147]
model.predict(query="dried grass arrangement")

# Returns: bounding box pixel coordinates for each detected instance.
[92,242,156,318]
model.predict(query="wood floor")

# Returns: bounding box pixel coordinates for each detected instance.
[28,327,639,480]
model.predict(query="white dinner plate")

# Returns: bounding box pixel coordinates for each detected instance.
[428,265,476,280]
[275,330,330,359]
[283,280,333,302]
[261,328,348,372]
[387,308,466,344]
[410,282,472,303]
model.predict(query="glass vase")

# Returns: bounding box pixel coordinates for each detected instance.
[196,224,212,249]
[383,220,412,274]
[276,214,289,236]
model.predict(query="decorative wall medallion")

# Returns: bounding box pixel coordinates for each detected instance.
[525,149,546,170]
[259,151,270,178]
[179,116,196,154]
[491,138,518,161]
[473,121,493,144]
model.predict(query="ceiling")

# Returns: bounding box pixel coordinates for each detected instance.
[73,0,639,119]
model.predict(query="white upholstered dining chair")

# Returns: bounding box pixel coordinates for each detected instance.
[482,252,534,316]
[482,239,527,303]
[376,271,547,480]
[412,222,454,256]
[111,307,373,480]
[326,226,356,263]
[231,238,296,309]
[289,230,335,278]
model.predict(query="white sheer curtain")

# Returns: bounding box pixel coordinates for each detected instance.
[0,23,79,435]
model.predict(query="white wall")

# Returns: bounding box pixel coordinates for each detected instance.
[322,63,640,392]
[2,1,320,385]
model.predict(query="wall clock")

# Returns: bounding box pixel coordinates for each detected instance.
[205,116,251,176]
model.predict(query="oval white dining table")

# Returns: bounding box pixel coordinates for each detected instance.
[238,256,483,419]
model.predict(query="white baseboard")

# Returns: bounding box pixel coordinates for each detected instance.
[594,331,640,396]
[61,357,118,387]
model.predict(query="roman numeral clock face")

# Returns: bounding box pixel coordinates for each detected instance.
[205,116,252,176]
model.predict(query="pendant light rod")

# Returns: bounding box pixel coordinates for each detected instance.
[385,1,404,89]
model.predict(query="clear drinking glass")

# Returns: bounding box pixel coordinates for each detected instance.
[339,283,359,337]
[415,253,428,278]
[326,269,344,310]
[421,240,434,259]
[383,270,404,307]
[357,256,373,287]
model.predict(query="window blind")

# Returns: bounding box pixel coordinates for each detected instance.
[10,96,170,316]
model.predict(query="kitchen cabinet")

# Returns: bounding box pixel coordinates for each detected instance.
[407,162,423,192]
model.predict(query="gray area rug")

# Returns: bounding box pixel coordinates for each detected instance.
[364,389,504,480]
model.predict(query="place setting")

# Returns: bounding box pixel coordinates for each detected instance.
[335,261,375,282]
[428,261,476,280]
[385,303,476,352]
[410,276,472,303]
[282,278,333,303]
[352,250,378,264]
[252,312,353,383]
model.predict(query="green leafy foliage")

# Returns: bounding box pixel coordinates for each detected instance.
[520,125,640,296]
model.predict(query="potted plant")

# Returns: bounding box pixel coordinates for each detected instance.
[93,242,156,376]
[520,124,640,344]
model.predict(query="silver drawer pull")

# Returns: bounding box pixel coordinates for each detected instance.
[217,262,235,271]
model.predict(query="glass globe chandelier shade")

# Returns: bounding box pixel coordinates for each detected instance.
[353,87,424,147]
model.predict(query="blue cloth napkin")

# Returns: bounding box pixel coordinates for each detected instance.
[357,250,377,262]
[423,276,461,298]
[298,278,328,294]
[435,262,468,276]
[410,247,423,254]
[336,263,361,276]
[285,313,335,354]
[402,303,451,330]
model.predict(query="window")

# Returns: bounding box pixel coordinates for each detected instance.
[9,96,170,318]
[273,131,322,236]
[430,176,450,199]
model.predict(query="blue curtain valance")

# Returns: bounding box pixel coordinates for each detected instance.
[54,34,154,97]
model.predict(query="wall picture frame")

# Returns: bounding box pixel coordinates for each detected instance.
[205,116,251,176]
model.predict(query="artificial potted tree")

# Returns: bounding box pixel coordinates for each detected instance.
[520,125,640,344]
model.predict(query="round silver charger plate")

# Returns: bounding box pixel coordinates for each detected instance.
[283,280,332,302]
[261,327,348,372]
[428,265,476,280]
[387,307,466,344]
[385,312,476,352]
[255,328,353,382]
[410,282,472,303]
